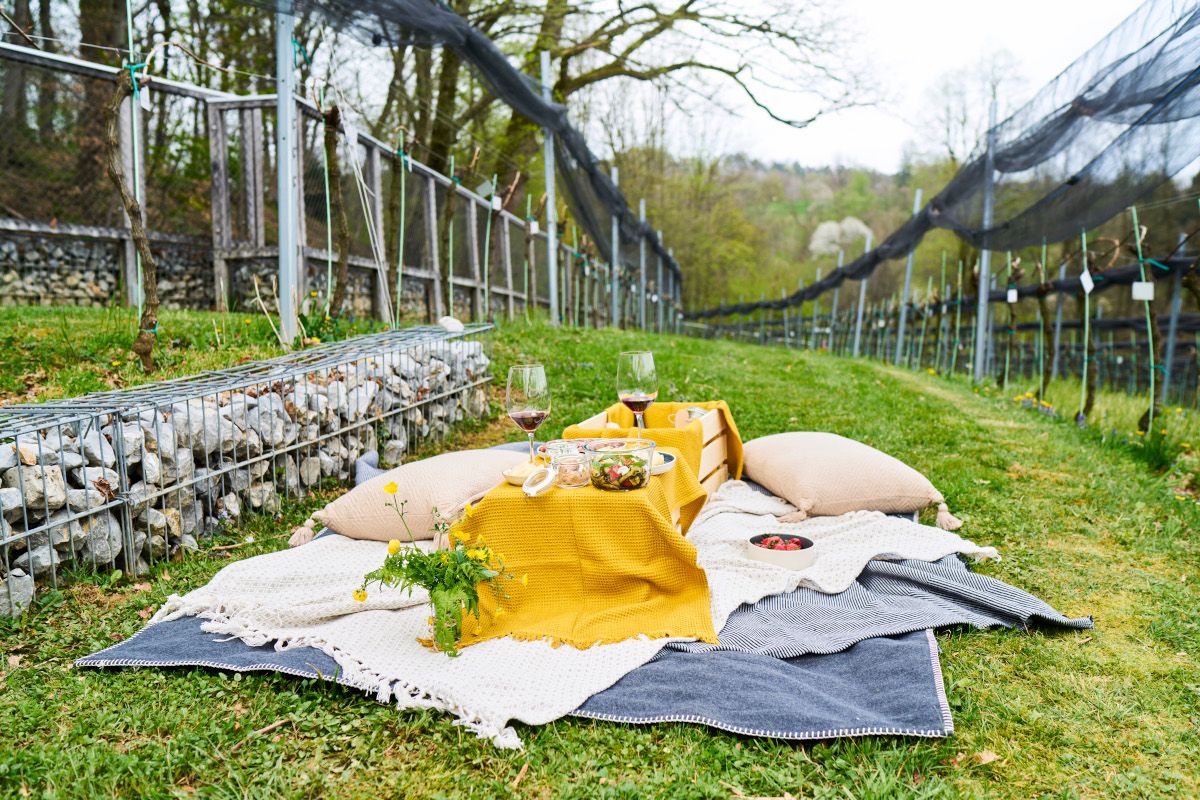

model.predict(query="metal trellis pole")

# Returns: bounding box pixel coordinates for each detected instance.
[852,232,872,357]
[275,1,299,343]
[894,188,923,365]
[540,51,559,326]
[973,99,998,382]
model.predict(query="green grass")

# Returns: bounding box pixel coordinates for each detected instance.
[0,306,384,403]
[3,318,1200,799]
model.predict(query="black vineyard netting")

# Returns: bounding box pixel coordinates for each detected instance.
[688,0,1200,320]
[235,0,681,286]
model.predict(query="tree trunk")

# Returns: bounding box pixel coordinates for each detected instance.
[1078,290,1098,420]
[78,0,125,225]
[1136,302,1165,433]
[35,0,56,137]
[103,70,159,371]
[1,0,33,165]
[323,104,352,320]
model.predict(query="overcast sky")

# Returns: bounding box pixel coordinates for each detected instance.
[719,0,1141,172]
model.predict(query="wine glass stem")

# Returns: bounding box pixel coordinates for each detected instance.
[634,412,645,429]
[528,432,535,462]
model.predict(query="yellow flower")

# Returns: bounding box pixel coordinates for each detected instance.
[440,552,450,564]
[387,539,401,555]
[243,319,251,325]
[310,337,321,343]
[1135,431,1145,437]
[926,367,936,375]
[1161,429,1168,435]
[462,502,475,519]
[451,528,469,543]
[520,574,528,587]
[110,359,122,367]
[383,481,398,495]
[427,616,434,625]
[1175,495,1187,501]
[352,589,367,602]
[1182,442,1192,449]
[309,290,318,297]
[466,548,486,561]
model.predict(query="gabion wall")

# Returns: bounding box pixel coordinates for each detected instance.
[0,324,492,616]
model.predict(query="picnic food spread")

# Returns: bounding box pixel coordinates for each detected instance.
[585,439,655,491]
[451,444,716,650]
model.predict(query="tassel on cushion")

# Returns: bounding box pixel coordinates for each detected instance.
[935,502,963,531]
[776,498,814,524]
[289,517,318,547]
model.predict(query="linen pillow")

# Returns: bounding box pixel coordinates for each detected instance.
[290,449,525,547]
[742,432,962,530]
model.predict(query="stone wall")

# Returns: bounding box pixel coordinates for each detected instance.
[0,231,214,310]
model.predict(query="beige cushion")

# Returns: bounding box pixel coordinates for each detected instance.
[743,432,946,517]
[314,449,525,542]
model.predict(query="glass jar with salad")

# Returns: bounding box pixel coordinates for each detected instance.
[584,439,656,491]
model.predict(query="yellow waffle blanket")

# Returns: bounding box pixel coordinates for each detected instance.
[561,400,744,481]
[452,446,718,650]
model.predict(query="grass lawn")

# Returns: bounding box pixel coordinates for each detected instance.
[2,318,1199,799]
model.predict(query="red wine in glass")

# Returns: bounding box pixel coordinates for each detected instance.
[510,409,549,432]
[506,365,550,462]
[616,351,658,429]
[619,393,656,415]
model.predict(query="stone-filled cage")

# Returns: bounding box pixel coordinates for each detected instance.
[0,324,492,616]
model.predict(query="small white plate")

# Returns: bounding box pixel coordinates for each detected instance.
[650,452,676,475]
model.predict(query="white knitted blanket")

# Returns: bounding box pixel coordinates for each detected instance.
[152,481,998,748]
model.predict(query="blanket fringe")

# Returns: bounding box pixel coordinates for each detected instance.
[150,599,528,750]
[459,628,715,651]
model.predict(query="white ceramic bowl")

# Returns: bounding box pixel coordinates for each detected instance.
[650,452,676,475]
[744,534,817,570]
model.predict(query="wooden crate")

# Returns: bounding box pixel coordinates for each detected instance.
[574,403,732,496]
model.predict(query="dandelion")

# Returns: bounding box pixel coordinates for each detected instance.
[383,481,398,495]
[387,539,401,555]
[466,549,486,561]
[352,588,368,602]
[110,359,122,367]
[1182,442,1192,449]
[451,528,469,543]
[243,319,251,325]
[310,337,321,344]
[1175,495,1187,501]
[309,290,318,298]
[926,368,936,375]
[1161,428,1168,435]
[1136,431,1145,437]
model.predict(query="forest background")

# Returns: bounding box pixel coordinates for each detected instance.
[3,0,1197,319]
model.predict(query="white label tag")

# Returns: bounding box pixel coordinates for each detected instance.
[1080,269,1094,295]
[139,84,151,112]
[491,195,502,212]
[529,220,540,236]
[1131,281,1155,301]
[1006,288,1018,304]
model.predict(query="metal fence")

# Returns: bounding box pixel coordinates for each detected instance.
[685,278,1200,408]
[1,323,492,616]
[0,40,683,331]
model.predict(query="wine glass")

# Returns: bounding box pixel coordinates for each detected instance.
[506,364,551,463]
[616,351,658,429]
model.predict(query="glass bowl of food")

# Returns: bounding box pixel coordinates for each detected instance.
[585,439,656,491]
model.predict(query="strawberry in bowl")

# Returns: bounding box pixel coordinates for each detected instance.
[745,533,816,569]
